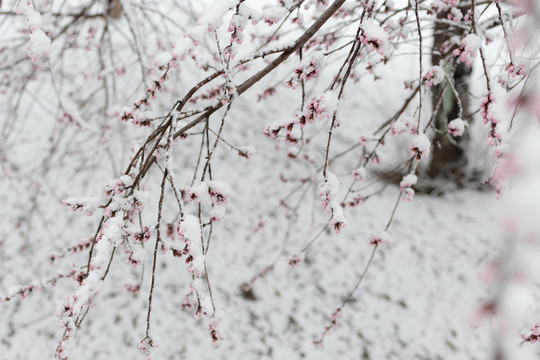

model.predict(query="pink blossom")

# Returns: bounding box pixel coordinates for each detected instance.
[453,34,481,67]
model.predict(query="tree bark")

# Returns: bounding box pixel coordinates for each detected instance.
[428,11,471,182]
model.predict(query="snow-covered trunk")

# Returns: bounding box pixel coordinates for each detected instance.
[428,11,472,181]
[108,0,122,19]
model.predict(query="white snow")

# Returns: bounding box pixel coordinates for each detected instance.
[410,133,431,160]
[448,118,467,137]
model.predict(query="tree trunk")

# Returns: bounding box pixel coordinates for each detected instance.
[427,11,471,182]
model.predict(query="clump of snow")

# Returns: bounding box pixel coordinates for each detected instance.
[400,174,417,188]
[56,215,123,359]
[264,91,339,138]
[352,167,366,181]
[448,7,463,22]
[208,312,226,346]
[453,34,481,67]
[152,52,173,69]
[423,66,445,88]
[260,6,287,26]
[17,1,51,61]
[286,52,325,89]
[62,197,99,216]
[319,172,348,233]
[410,133,431,160]
[197,0,236,31]
[360,21,389,56]
[26,29,51,61]
[139,336,158,360]
[400,174,418,201]
[390,116,411,135]
[177,215,204,276]
[448,118,467,137]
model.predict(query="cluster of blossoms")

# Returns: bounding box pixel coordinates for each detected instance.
[521,324,540,343]
[480,94,504,146]
[497,59,528,87]
[429,0,445,13]
[119,74,167,127]
[288,254,303,268]
[423,66,445,88]
[192,277,225,343]
[358,137,370,147]
[139,336,158,360]
[505,60,527,78]
[222,3,249,59]
[447,7,464,22]
[352,166,366,181]
[145,79,165,101]
[0,269,76,303]
[126,246,144,269]
[49,239,92,263]
[390,116,416,135]
[228,12,247,45]
[362,151,383,165]
[430,0,460,14]
[207,181,232,222]
[295,95,337,127]
[208,313,226,346]
[62,197,99,216]
[189,85,223,105]
[369,232,391,246]
[261,5,287,26]
[410,133,431,161]
[442,0,460,6]
[152,39,191,70]
[64,175,144,222]
[101,175,146,221]
[453,34,481,67]
[264,93,337,137]
[237,146,256,159]
[218,80,237,106]
[313,308,341,347]
[122,227,149,268]
[399,174,418,201]
[125,284,140,294]
[346,194,366,208]
[129,226,151,243]
[55,172,151,357]
[447,118,467,137]
[480,94,494,124]
[56,216,123,359]
[286,52,325,89]
[319,173,348,233]
[120,38,193,127]
[360,22,389,56]
[305,31,338,51]
[162,209,226,347]
[174,215,205,276]
[182,181,232,223]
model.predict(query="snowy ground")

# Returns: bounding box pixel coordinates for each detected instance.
[0,54,511,360]
[1,137,504,359]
